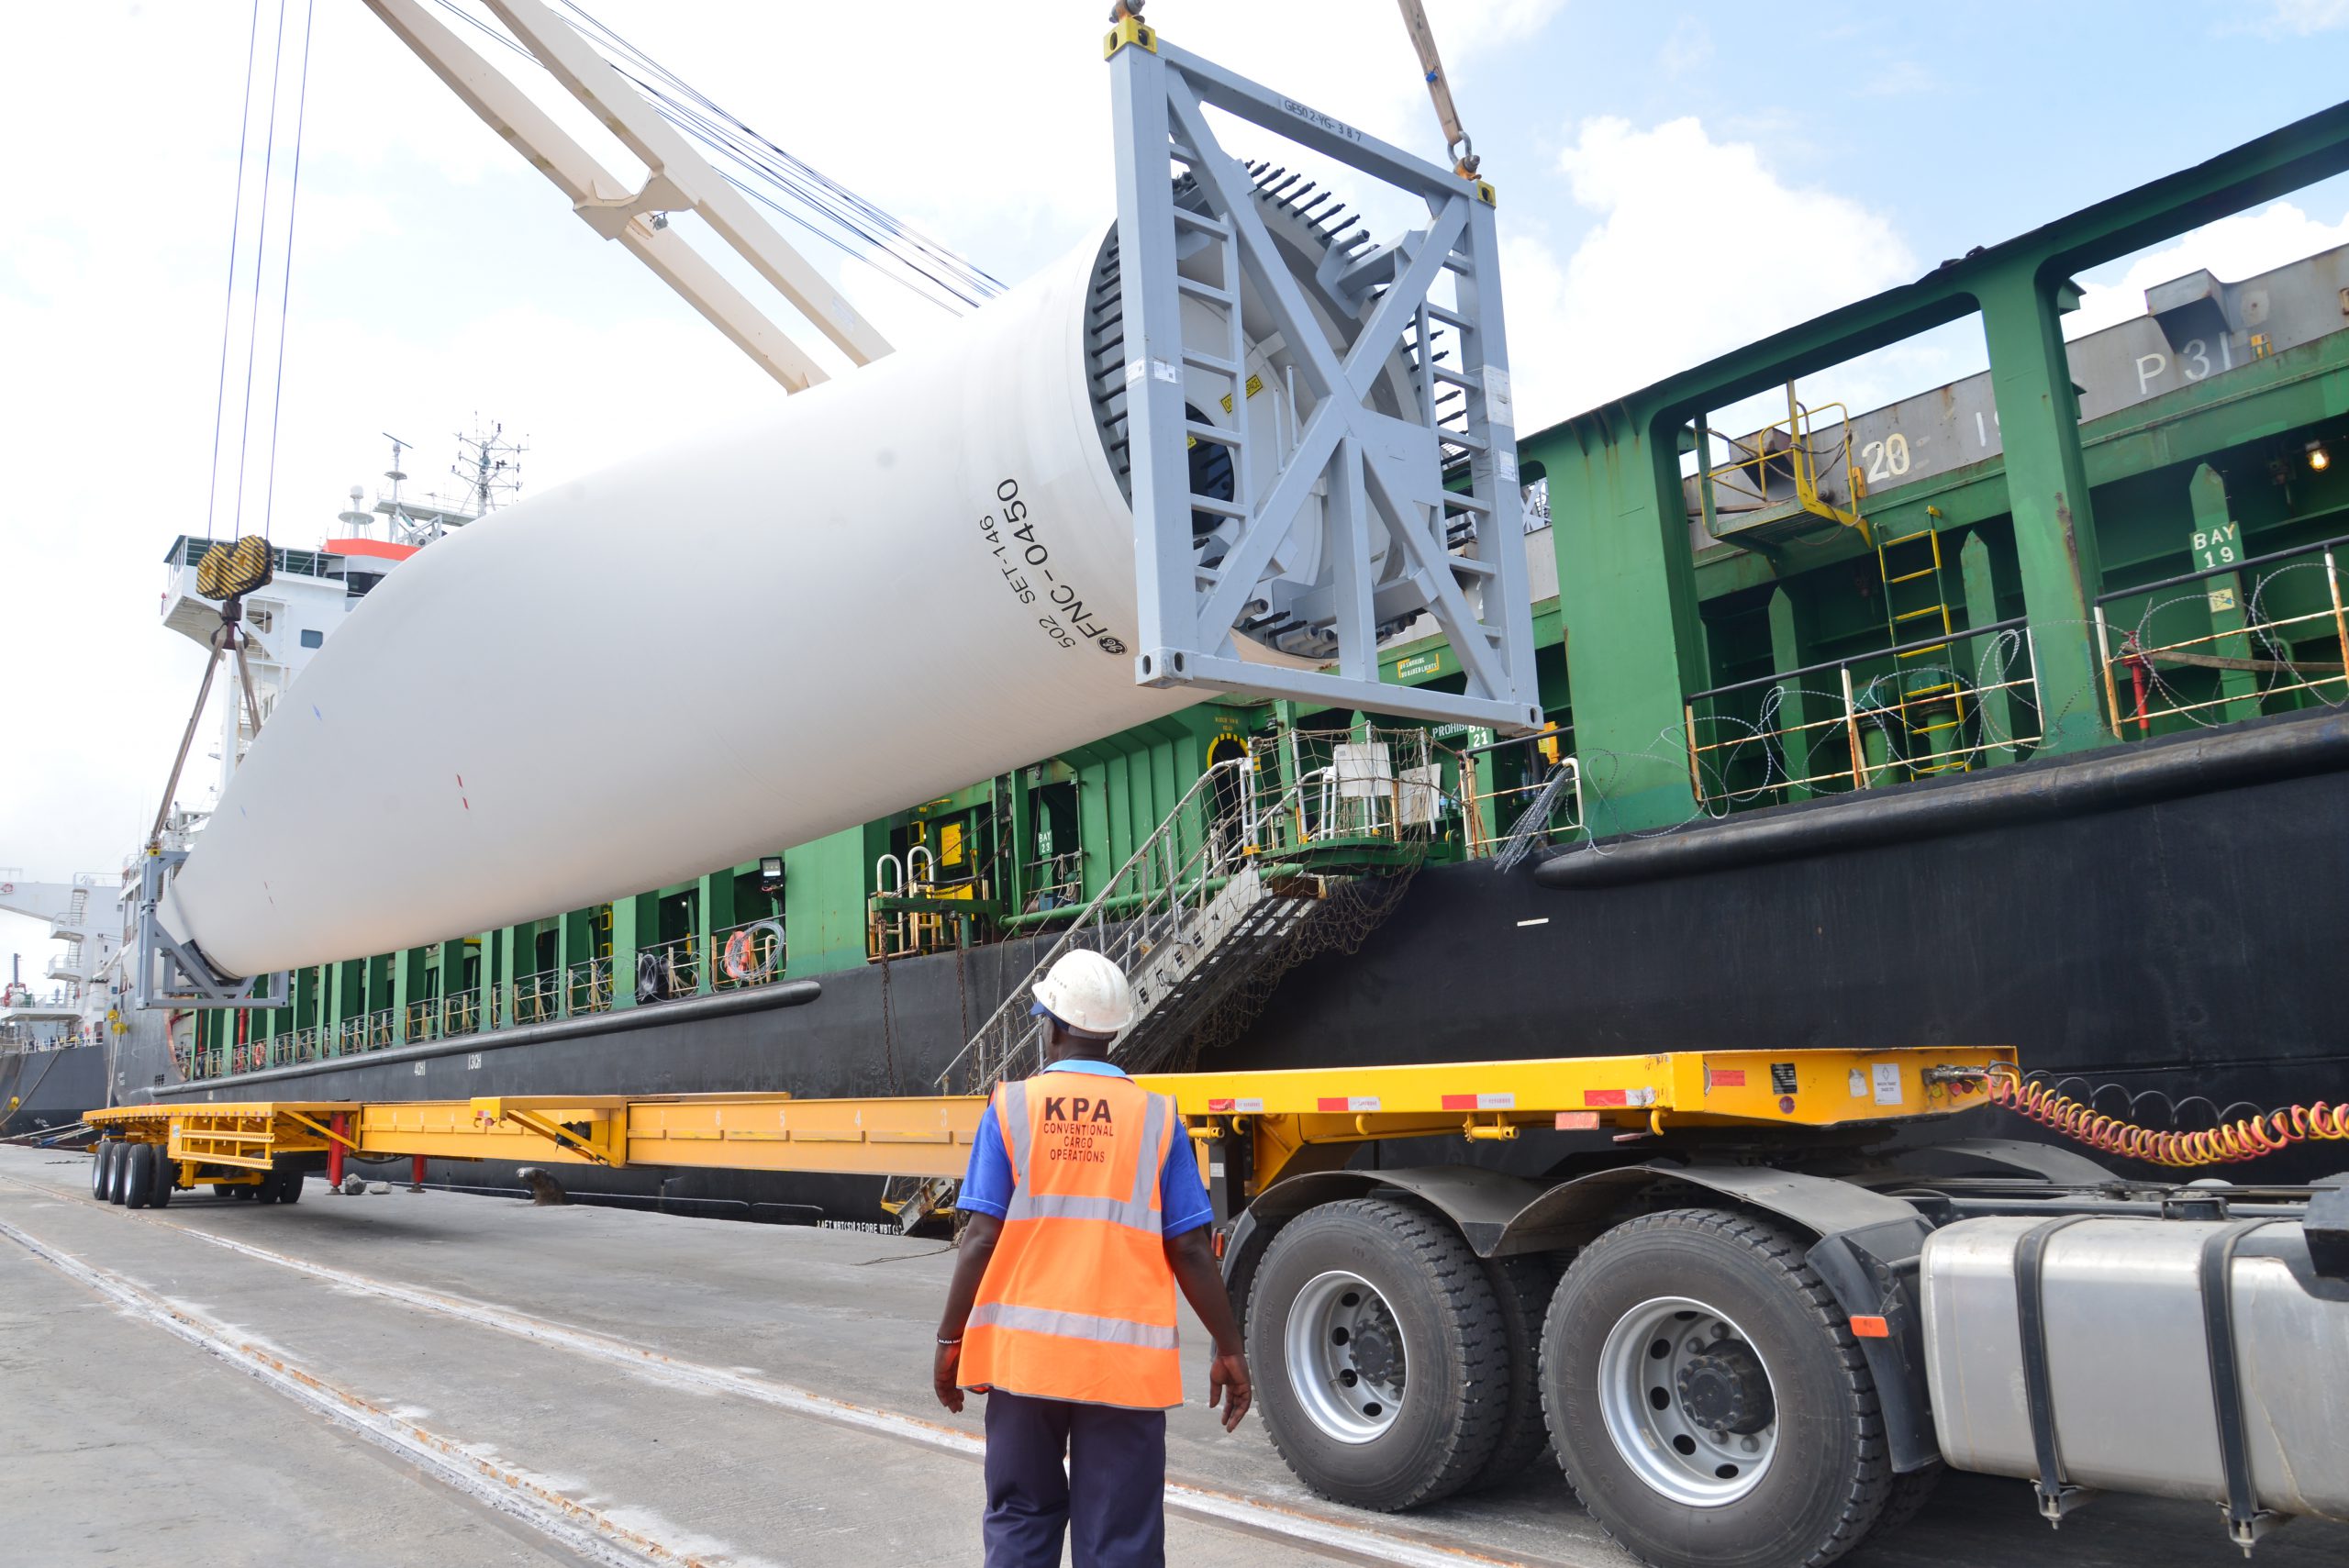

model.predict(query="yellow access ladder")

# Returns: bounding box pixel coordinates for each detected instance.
[1871,526,1971,777]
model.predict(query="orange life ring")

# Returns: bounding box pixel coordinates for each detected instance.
[723,929,756,979]
[722,921,783,982]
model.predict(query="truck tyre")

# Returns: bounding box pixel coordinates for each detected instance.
[1468,1252,1558,1491]
[149,1148,176,1208]
[92,1141,115,1198]
[274,1163,305,1206]
[1249,1195,1508,1511]
[123,1143,155,1209]
[1539,1208,1890,1568]
[107,1142,134,1205]
[251,1169,281,1205]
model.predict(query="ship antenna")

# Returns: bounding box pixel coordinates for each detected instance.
[383,431,410,523]
[452,416,526,517]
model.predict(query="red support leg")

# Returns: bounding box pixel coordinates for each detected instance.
[410,1153,428,1192]
[327,1113,348,1188]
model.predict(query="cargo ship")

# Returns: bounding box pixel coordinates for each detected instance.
[95,90,2349,1206]
[1,880,132,1139]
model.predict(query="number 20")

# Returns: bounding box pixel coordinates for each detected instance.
[1863,433,1911,484]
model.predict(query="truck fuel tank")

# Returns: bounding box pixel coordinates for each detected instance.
[1921,1213,2349,1523]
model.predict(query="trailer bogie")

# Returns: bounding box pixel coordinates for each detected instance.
[1235,1163,2348,1568]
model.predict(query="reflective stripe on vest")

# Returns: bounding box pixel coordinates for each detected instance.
[965,1302,1180,1351]
[960,1070,1185,1409]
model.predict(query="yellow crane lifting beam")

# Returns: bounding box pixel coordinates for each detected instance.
[84,1046,2014,1195]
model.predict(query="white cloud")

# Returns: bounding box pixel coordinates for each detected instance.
[2256,0,2349,35]
[2065,199,2349,339]
[1500,116,1918,428]
[1659,17,1713,75]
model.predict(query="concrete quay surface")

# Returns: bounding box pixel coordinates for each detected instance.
[3,1143,2343,1568]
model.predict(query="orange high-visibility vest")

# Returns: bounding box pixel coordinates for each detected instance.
[958,1070,1185,1409]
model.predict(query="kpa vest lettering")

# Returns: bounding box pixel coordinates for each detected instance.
[958,1072,1185,1409]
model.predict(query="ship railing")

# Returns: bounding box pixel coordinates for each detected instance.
[565,956,613,1017]
[333,1007,400,1056]
[1697,385,1864,532]
[1456,728,1583,862]
[266,1024,320,1068]
[709,917,785,992]
[1272,726,1443,848]
[1016,852,1085,916]
[2093,533,2349,739]
[405,992,484,1041]
[635,931,703,1001]
[866,849,979,963]
[507,967,563,1028]
[1683,615,2044,810]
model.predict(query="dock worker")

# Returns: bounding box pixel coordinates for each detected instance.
[932,948,1250,1567]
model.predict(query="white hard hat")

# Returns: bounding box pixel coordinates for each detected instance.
[1030,950,1135,1039]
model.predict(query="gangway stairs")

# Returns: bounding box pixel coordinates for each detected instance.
[887,736,1436,1229]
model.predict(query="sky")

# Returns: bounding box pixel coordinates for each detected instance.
[2,0,2346,971]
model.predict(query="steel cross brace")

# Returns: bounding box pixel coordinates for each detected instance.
[132,850,288,1010]
[1108,30,1541,732]
[471,1097,627,1167]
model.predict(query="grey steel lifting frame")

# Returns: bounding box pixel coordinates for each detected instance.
[133,850,287,1010]
[1105,22,1542,733]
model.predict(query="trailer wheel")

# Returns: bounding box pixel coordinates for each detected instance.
[1539,1209,1889,1568]
[1249,1196,1508,1511]
[123,1143,155,1209]
[250,1171,281,1205]
[274,1163,305,1206]
[107,1142,134,1205]
[91,1141,115,1199]
[149,1149,176,1208]
[1468,1252,1558,1491]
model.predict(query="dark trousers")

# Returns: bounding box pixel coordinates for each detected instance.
[983,1389,1166,1568]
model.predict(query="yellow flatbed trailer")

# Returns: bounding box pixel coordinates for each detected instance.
[82,1044,2011,1195]
[77,1045,2349,1568]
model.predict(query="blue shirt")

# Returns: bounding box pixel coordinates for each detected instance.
[959,1060,1214,1238]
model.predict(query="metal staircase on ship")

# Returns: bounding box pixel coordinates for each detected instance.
[884,732,1442,1229]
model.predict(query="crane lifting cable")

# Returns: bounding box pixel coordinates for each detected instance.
[1395,0,1480,176]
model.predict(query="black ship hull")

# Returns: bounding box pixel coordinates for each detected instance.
[131,711,2349,1208]
[3,1041,106,1140]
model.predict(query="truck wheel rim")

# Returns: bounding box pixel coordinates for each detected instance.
[1597,1296,1777,1507]
[1287,1270,1407,1443]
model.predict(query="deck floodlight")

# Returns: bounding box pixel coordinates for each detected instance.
[2309,441,2331,473]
